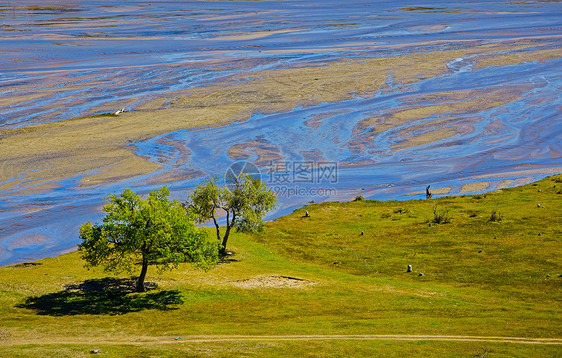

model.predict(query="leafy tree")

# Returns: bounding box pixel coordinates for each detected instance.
[187,174,277,255]
[79,187,218,292]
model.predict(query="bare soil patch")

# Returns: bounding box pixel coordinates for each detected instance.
[232,275,316,289]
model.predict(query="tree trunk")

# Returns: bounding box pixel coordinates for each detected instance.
[212,216,221,241]
[220,212,235,256]
[136,256,148,292]
[220,225,232,256]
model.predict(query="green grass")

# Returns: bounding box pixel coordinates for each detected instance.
[0,175,561,357]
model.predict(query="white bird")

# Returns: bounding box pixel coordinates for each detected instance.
[114,107,126,115]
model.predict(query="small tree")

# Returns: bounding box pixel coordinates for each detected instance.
[79,187,218,292]
[187,174,277,255]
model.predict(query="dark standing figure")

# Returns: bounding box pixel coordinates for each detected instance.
[426,185,432,199]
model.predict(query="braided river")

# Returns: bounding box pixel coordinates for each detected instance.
[0,0,560,265]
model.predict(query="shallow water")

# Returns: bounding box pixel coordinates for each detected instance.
[0,0,561,265]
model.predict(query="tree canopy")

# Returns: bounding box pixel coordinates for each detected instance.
[187,174,277,255]
[79,187,218,292]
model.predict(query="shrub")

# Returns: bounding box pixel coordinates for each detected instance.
[432,205,451,224]
[353,196,365,201]
[489,209,503,222]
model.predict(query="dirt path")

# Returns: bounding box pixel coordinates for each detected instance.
[1,335,561,346]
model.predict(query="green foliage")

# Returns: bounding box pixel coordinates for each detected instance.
[353,195,365,201]
[432,205,451,224]
[187,174,277,253]
[79,187,218,291]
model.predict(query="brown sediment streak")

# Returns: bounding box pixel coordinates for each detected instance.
[304,111,349,130]
[349,86,526,154]
[0,42,556,192]
[300,149,326,163]
[391,127,459,152]
[8,234,49,249]
[227,139,284,167]
[473,167,562,179]
[261,36,559,55]
[198,10,277,21]
[209,28,302,41]
[475,48,561,69]
[144,169,205,185]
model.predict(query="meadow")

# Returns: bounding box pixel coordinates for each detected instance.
[0,175,560,357]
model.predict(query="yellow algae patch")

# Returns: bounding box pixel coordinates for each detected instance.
[460,182,490,194]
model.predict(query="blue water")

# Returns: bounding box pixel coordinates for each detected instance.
[0,0,561,265]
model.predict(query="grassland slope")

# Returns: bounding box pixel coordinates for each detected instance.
[0,175,560,357]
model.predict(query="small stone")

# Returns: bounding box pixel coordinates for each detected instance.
[90,350,100,354]
[174,337,182,340]
[407,265,412,272]
[361,231,364,236]
[226,251,233,255]
[537,204,541,207]
[538,189,542,192]
[546,274,550,278]
[428,223,432,227]
[478,250,482,253]
[418,272,424,276]
[538,233,542,236]
[493,236,497,239]
[305,211,310,217]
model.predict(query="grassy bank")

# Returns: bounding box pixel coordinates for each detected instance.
[0,175,560,357]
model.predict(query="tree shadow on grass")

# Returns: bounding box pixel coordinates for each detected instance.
[17,277,183,316]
